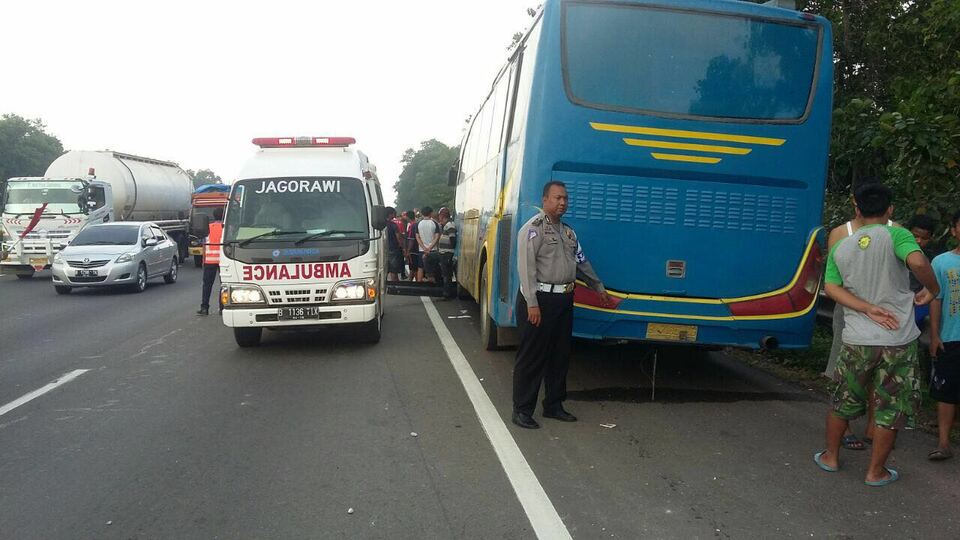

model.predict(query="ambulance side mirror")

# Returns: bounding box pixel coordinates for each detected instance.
[371,205,387,231]
[191,214,210,238]
[447,161,459,187]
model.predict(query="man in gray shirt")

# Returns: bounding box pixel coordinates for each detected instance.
[818,183,939,486]
[511,181,611,429]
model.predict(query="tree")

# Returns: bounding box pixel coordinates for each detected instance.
[0,114,64,180]
[185,168,222,189]
[393,139,459,212]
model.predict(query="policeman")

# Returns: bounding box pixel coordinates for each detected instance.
[197,207,224,315]
[512,181,611,429]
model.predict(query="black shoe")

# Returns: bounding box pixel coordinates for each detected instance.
[542,408,577,422]
[196,307,209,316]
[511,412,540,429]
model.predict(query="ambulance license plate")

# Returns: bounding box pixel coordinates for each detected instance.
[278,306,321,321]
[646,323,698,342]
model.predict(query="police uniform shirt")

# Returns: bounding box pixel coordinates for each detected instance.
[517,212,605,308]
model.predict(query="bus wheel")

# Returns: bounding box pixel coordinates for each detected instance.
[457,282,471,300]
[479,264,500,351]
[234,327,262,347]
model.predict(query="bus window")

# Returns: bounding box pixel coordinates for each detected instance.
[563,3,819,121]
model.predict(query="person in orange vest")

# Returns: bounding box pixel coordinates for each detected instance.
[197,207,224,315]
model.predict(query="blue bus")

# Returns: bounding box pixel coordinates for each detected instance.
[452,0,833,350]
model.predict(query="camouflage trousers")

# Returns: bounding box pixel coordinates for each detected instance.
[831,341,921,430]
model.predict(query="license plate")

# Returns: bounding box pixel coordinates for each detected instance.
[76,269,99,277]
[646,323,698,342]
[29,257,48,270]
[278,306,321,321]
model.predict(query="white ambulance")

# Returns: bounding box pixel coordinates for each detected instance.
[206,136,387,347]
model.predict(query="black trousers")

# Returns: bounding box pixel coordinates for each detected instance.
[512,291,574,415]
[438,252,456,298]
[200,264,219,309]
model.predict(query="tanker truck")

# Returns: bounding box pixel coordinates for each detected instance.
[0,150,193,278]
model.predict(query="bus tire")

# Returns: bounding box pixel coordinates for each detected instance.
[234,327,262,347]
[193,255,203,267]
[457,282,471,300]
[479,263,501,351]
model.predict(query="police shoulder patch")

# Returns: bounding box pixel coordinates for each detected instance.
[528,229,538,240]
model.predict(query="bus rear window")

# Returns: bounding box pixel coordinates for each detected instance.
[562,3,820,121]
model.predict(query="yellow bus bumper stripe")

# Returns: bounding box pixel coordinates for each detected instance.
[624,138,752,155]
[650,153,722,164]
[590,122,786,146]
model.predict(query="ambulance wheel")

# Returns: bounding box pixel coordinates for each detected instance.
[359,312,382,344]
[234,328,262,347]
[193,255,203,267]
[54,285,72,295]
[479,263,501,351]
[164,258,178,284]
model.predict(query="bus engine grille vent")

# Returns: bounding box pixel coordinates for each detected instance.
[683,190,798,233]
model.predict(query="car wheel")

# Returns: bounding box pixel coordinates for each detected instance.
[234,327,262,347]
[54,285,72,295]
[479,263,501,351]
[131,264,148,293]
[193,255,203,268]
[164,258,178,284]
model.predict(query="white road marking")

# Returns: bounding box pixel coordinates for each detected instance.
[0,369,90,418]
[420,297,572,540]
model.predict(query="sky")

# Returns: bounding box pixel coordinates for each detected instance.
[0,0,536,206]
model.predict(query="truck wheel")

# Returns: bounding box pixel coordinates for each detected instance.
[163,258,178,284]
[131,264,148,293]
[358,312,382,344]
[234,328,262,347]
[54,285,72,295]
[16,272,34,280]
[479,263,501,351]
[194,255,203,268]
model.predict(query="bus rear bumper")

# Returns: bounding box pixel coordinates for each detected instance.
[572,305,817,350]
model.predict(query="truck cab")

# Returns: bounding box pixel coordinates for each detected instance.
[0,176,112,277]
[213,136,387,347]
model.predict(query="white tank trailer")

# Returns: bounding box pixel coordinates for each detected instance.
[0,150,194,277]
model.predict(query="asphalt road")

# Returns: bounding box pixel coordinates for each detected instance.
[1,267,958,539]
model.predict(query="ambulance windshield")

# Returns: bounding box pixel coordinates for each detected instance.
[223,177,369,244]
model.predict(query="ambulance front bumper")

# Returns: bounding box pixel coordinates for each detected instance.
[221,302,377,328]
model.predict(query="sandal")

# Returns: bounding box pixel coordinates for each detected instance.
[842,434,867,451]
[928,448,954,461]
[865,467,899,487]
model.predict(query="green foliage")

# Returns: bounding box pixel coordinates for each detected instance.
[801,0,960,231]
[0,114,64,180]
[186,168,222,189]
[394,139,459,212]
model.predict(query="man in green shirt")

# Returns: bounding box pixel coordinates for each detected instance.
[817,183,939,486]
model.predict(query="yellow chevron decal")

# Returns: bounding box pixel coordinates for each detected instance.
[591,122,786,146]
[650,153,722,164]
[623,138,752,155]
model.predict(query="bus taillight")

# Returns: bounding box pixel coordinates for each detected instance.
[574,285,623,310]
[727,241,824,317]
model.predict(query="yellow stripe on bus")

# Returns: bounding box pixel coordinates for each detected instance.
[590,122,786,146]
[650,153,722,164]
[624,138,752,155]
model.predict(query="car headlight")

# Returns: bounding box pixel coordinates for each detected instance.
[228,285,266,304]
[330,278,376,302]
[115,252,135,263]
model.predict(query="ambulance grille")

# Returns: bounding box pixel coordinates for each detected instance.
[265,287,328,305]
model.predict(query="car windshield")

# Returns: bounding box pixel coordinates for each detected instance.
[223,177,369,243]
[71,226,140,246]
[2,180,85,215]
[563,3,820,120]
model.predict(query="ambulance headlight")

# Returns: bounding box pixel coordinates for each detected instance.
[228,285,266,304]
[331,278,376,302]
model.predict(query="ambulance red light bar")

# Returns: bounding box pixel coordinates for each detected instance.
[252,136,356,148]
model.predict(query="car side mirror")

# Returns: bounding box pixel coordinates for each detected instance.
[191,214,210,238]
[143,238,159,248]
[371,205,387,231]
